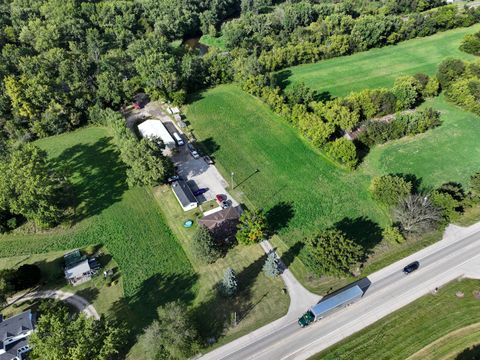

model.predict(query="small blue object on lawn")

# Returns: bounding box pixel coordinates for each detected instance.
[183,220,193,228]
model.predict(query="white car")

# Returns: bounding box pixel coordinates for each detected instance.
[187,143,200,159]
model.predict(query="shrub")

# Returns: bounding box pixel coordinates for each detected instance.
[423,77,440,98]
[392,76,421,110]
[191,226,221,264]
[236,209,268,245]
[263,252,281,278]
[326,138,358,169]
[393,194,442,236]
[437,58,466,88]
[305,228,363,277]
[460,32,480,56]
[431,190,461,222]
[370,175,412,206]
[382,226,405,244]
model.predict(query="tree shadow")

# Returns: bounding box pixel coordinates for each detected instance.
[272,70,292,90]
[456,344,480,360]
[265,201,295,235]
[335,217,383,259]
[69,287,100,307]
[52,137,128,223]
[192,254,267,344]
[186,90,206,104]
[280,241,304,268]
[196,137,220,156]
[108,272,198,354]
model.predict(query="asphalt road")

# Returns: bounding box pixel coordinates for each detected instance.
[208,228,480,360]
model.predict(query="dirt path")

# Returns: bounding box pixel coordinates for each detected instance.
[7,289,100,320]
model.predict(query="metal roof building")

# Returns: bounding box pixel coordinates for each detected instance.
[171,180,198,211]
[137,120,176,150]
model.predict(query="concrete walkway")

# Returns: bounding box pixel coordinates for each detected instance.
[7,289,100,320]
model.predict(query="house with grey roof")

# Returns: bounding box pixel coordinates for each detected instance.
[171,180,198,211]
[64,250,100,286]
[0,310,35,360]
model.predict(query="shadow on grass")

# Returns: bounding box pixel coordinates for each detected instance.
[52,136,128,223]
[335,217,383,260]
[196,137,220,156]
[266,201,295,235]
[281,241,304,268]
[108,272,198,353]
[456,343,480,360]
[192,254,267,343]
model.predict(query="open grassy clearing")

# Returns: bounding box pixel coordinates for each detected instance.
[312,279,480,360]
[186,84,392,292]
[362,95,480,189]
[283,24,480,97]
[408,322,480,360]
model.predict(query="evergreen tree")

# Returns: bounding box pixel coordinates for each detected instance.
[221,267,238,297]
[263,252,281,278]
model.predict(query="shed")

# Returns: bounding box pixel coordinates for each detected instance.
[198,206,240,242]
[171,180,198,211]
[64,259,93,286]
[138,120,176,150]
[167,106,180,115]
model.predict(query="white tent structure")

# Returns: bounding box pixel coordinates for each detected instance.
[138,119,176,150]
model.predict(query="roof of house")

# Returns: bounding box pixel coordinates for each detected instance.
[64,249,84,268]
[198,207,240,230]
[171,180,197,208]
[0,310,35,351]
[64,259,91,280]
[138,119,175,147]
[1,338,29,360]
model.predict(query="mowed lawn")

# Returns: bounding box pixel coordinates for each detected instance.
[186,84,389,290]
[0,127,195,329]
[284,23,480,97]
[362,95,480,188]
[313,279,480,360]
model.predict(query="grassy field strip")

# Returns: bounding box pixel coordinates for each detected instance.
[285,24,480,97]
[313,279,480,360]
[407,322,480,360]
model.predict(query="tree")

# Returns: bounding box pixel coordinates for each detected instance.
[236,209,267,245]
[221,267,238,297]
[392,76,421,110]
[0,143,64,228]
[306,229,363,277]
[30,301,125,360]
[191,225,221,264]
[382,225,405,244]
[393,194,442,236]
[263,252,281,278]
[370,175,412,206]
[141,301,199,360]
[326,138,358,169]
[0,269,15,306]
[431,190,461,222]
[437,58,466,88]
[460,32,480,56]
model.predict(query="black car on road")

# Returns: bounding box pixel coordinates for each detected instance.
[403,261,420,274]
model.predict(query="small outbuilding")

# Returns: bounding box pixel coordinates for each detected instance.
[198,206,241,242]
[172,180,198,211]
[137,119,176,150]
[63,250,99,286]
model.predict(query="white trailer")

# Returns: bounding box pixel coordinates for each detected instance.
[137,119,176,150]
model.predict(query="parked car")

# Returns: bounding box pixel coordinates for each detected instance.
[204,155,214,165]
[403,261,420,274]
[193,188,208,196]
[215,194,225,205]
[167,175,181,184]
[187,143,200,159]
[220,200,230,209]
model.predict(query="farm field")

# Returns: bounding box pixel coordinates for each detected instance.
[186,84,389,291]
[283,23,480,97]
[313,279,480,360]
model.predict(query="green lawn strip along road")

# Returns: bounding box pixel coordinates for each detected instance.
[283,24,480,97]
[312,279,480,360]
[0,127,195,332]
[362,95,480,189]
[186,84,389,292]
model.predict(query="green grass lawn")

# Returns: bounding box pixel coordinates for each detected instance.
[283,24,480,97]
[312,279,480,360]
[361,95,480,189]
[186,84,392,292]
[0,127,195,343]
